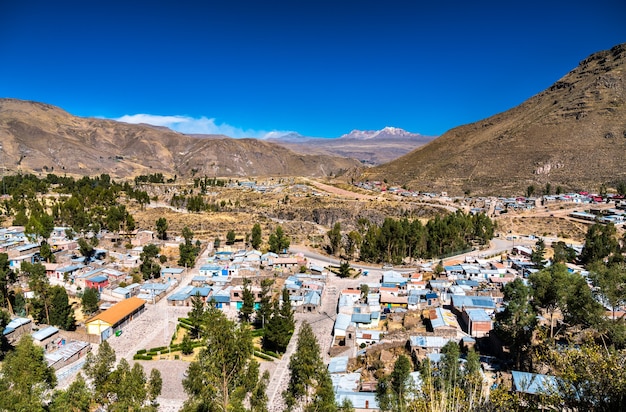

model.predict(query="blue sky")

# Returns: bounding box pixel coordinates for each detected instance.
[1,1,625,138]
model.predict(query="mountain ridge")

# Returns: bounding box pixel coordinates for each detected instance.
[364,43,626,195]
[0,98,361,179]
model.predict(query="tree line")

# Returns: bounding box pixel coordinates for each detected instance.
[328,211,495,264]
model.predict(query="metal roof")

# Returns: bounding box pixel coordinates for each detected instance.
[32,326,59,341]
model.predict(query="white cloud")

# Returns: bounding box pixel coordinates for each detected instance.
[113,114,293,139]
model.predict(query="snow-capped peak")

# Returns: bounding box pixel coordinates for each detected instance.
[339,127,422,140]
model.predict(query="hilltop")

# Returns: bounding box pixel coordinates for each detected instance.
[365,43,626,195]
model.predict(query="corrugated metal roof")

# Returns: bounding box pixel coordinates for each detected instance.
[32,326,59,341]
[328,356,349,374]
[86,297,145,326]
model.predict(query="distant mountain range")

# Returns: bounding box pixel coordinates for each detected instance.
[267,127,434,165]
[365,43,626,195]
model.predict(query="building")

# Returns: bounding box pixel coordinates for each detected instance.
[85,296,146,340]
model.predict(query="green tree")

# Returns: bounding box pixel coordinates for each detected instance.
[182,305,262,412]
[49,285,76,330]
[256,278,274,329]
[140,243,161,280]
[552,241,577,264]
[284,322,336,411]
[181,333,194,355]
[338,260,352,278]
[250,223,262,250]
[562,273,605,328]
[179,226,199,268]
[81,287,100,317]
[494,278,537,369]
[530,263,569,338]
[156,217,168,240]
[49,374,92,412]
[240,278,255,323]
[580,223,619,265]
[268,225,290,253]
[526,185,535,198]
[188,293,205,339]
[344,230,362,259]
[0,309,10,359]
[23,261,51,324]
[0,253,16,314]
[0,336,57,411]
[39,240,56,263]
[263,289,294,353]
[83,340,161,410]
[226,229,236,244]
[376,355,412,412]
[77,237,95,261]
[530,238,547,268]
[589,262,626,321]
[327,222,342,256]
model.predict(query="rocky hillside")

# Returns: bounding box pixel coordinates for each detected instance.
[365,43,626,195]
[0,99,361,179]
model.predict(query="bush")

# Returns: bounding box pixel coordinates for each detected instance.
[136,349,147,354]
[133,354,153,361]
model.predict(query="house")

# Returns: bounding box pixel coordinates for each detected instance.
[450,295,496,315]
[85,296,146,340]
[299,290,322,313]
[85,275,109,292]
[462,308,493,337]
[161,267,185,280]
[334,313,352,338]
[209,286,232,309]
[428,307,459,337]
[409,335,453,359]
[3,317,32,344]
[32,326,60,351]
[45,340,91,370]
[356,329,383,346]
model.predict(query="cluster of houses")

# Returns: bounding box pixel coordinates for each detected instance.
[324,249,597,409]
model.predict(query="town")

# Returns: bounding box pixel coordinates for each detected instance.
[2,173,626,411]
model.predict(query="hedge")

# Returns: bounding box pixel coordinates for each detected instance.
[133,354,153,361]
[253,351,275,361]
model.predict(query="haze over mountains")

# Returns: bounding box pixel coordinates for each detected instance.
[365,43,626,196]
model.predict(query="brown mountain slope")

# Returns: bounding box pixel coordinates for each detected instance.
[365,43,626,196]
[0,99,360,178]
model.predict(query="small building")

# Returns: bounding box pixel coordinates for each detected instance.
[45,340,91,370]
[161,267,185,280]
[3,317,32,344]
[32,326,60,352]
[462,308,493,337]
[85,296,146,340]
[85,275,109,291]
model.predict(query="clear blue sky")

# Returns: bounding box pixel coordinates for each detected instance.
[1,0,625,138]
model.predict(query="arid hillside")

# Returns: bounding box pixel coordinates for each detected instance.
[365,43,626,196]
[0,99,360,179]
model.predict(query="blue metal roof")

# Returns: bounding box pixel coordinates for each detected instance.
[351,313,371,324]
[88,275,108,283]
[328,356,349,374]
[511,371,560,395]
[466,308,492,322]
[32,326,59,341]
